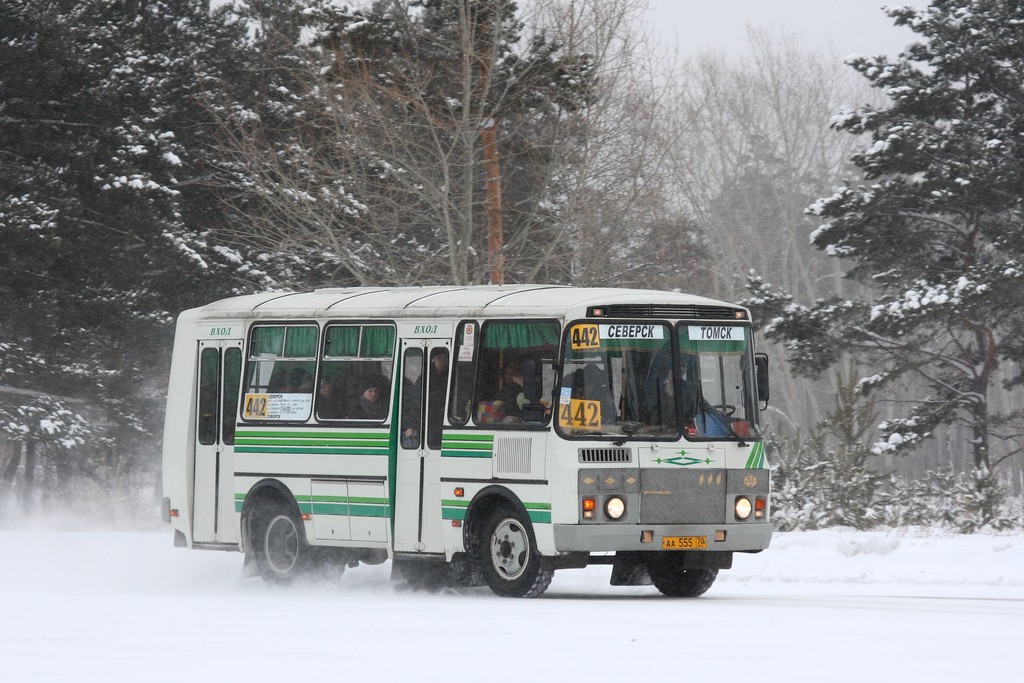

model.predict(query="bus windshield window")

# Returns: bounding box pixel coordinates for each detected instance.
[679,324,759,439]
[556,322,676,438]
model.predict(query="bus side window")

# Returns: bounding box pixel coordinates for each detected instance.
[242,324,318,422]
[449,321,478,426]
[472,320,560,427]
[318,323,396,423]
[198,347,219,445]
[222,347,241,444]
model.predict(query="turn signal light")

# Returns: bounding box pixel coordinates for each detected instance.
[582,497,596,519]
[755,496,766,519]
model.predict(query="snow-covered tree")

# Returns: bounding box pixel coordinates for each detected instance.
[0,0,274,513]
[209,0,692,287]
[752,0,1024,524]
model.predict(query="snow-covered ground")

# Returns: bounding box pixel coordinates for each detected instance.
[1,527,1021,682]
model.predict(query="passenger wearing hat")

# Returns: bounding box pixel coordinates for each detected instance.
[348,376,387,420]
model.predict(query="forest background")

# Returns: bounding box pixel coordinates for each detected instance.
[1,0,1022,532]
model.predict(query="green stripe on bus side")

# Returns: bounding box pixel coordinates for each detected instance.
[235,430,387,440]
[310,503,390,518]
[436,441,492,451]
[440,438,491,448]
[234,446,390,456]
[528,510,552,524]
[440,449,493,458]
[301,493,390,518]
[441,433,494,443]
[745,442,765,469]
[441,499,469,518]
[524,501,552,524]
[442,507,467,521]
[441,500,550,524]
[235,438,388,448]
[441,434,492,456]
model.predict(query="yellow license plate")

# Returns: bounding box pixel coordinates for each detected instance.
[661,535,707,550]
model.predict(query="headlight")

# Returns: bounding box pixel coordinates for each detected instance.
[734,496,752,520]
[605,496,626,520]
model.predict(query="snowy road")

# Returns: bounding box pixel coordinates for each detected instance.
[0,528,1021,682]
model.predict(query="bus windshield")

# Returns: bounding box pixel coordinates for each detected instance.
[557,322,677,438]
[679,324,759,440]
[555,321,759,441]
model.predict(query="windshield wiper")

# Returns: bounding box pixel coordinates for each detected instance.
[612,416,649,446]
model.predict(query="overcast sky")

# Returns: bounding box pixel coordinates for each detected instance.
[643,0,930,61]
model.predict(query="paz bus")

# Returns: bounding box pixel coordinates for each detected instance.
[161,286,772,598]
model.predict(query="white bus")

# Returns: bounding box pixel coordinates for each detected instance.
[162,286,772,598]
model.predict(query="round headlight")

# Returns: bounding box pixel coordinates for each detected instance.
[735,496,752,520]
[605,496,626,520]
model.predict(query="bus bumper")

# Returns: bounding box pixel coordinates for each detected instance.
[552,522,772,553]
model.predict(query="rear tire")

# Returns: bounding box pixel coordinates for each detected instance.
[251,504,311,584]
[647,555,718,598]
[476,504,553,598]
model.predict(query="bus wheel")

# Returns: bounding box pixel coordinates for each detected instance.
[647,555,718,598]
[477,504,553,598]
[253,505,310,584]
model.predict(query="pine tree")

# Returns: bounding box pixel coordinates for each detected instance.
[0,0,274,515]
[749,0,1024,526]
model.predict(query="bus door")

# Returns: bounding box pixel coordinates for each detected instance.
[192,339,243,544]
[394,339,451,553]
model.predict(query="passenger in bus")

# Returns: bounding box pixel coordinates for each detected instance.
[272,367,314,394]
[292,368,315,394]
[347,377,386,420]
[400,374,422,448]
[316,378,346,419]
[425,349,449,448]
[581,363,617,425]
[497,358,526,421]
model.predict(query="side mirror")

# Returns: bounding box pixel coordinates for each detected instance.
[754,353,769,407]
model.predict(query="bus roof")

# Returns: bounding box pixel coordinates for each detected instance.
[185,285,745,321]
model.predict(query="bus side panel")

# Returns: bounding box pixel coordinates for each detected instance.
[162,311,202,547]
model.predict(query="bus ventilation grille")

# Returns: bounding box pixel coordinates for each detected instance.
[578,448,632,464]
[600,304,737,319]
[495,437,532,475]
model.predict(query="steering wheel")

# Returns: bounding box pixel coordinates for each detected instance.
[711,404,736,417]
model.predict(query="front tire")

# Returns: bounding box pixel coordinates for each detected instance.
[647,554,718,598]
[476,504,553,598]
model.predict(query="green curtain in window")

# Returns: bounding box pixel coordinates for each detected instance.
[324,326,359,357]
[483,321,560,349]
[251,327,285,357]
[362,326,395,357]
[284,326,318,357]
